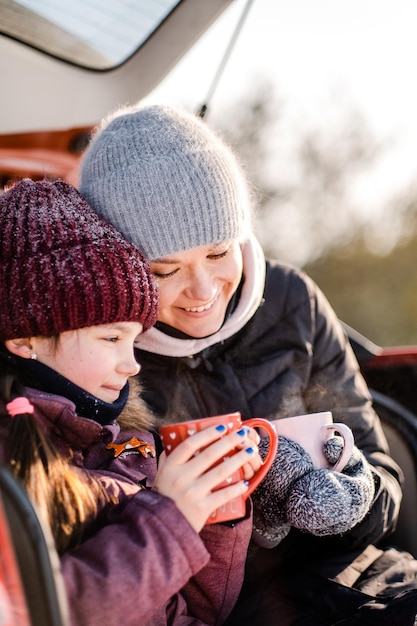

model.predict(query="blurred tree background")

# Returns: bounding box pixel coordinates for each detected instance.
[207,82,417,347]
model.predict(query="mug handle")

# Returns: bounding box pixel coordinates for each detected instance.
[321,423,354,472]
[243,418,278,496]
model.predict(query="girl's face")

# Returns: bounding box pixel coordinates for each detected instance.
[30,322,143,403]
[150,240,243,338]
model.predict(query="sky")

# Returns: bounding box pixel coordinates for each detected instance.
[144,0,417,219]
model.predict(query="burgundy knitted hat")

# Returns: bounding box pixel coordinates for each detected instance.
[0,178,158,340]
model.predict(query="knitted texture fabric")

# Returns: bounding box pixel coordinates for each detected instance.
[0,179,158,340]
[251,436,314,548]
[285,437,376,536]
[79,104,253,260]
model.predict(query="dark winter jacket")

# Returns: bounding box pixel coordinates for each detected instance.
[134,235,407,624]
[0,387,252,626]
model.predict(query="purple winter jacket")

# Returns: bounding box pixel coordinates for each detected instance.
[0,388,252,626]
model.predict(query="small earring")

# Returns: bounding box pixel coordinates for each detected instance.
[30,353,37,360]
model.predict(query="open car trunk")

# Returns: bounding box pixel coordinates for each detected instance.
[0,0,233,186]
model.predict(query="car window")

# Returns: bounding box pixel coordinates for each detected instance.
[0,0,181,70]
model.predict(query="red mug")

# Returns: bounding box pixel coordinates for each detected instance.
[159,412,278,524]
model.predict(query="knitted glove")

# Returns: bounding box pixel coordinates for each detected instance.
[251,435,314,548]
[285,436,376,536]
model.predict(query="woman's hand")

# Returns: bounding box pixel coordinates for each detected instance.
[153,424,261,532]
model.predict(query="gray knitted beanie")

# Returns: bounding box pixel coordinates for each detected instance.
[79,105,253,260]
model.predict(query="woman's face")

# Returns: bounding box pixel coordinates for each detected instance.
[150,240,243,338]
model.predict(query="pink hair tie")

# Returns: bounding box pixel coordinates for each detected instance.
[6,397,35,417]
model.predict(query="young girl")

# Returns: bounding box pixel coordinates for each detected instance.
[0,178,260,626]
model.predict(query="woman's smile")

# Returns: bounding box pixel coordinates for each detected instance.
[184,294,219,314]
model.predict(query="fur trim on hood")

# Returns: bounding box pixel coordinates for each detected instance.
[118,377,155,432]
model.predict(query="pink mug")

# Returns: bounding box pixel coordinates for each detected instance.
[159,412,278,524]
[273,411,354,472]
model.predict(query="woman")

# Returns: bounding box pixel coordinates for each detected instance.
[0,178,261,626]
[79,104,417,625]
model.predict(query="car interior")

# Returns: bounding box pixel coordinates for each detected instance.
[0,466,69,626]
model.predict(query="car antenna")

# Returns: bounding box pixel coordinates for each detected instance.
[196,0,255,120]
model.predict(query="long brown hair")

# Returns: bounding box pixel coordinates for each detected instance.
[0,357,111,554]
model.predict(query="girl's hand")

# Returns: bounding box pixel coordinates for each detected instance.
[153,424,262,532]
[235,426,261,480]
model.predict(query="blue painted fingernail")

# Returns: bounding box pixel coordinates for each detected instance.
[216,424,227,432]
[245,447,255,454]
[237,428,246,436]
[244,480,250,487]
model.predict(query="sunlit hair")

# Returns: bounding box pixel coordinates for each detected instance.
[0,346,112,554]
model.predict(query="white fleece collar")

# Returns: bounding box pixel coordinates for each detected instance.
[135,233,266,357]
